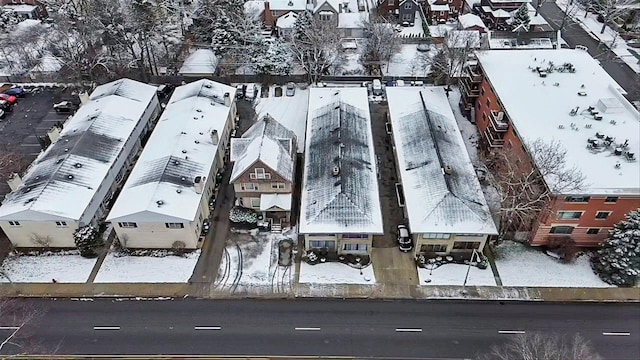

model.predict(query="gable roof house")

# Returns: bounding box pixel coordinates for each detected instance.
[107,80,237,249]
[427,0,465,24]
[262,0,309,27]
[0,79,160,248]
[312,0,370,37]
[386,87,497,258]
[230,115,297,229]
[300,87,383,256]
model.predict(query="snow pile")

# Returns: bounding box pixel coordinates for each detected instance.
[254,87,310,152]
[494,241,613,287]
[417,263,497,286]
[299,262,376,284]
[93,250,201,283]
[0,251,97,283]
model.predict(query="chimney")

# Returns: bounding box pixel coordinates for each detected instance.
[332,166,340,176]
[194,176,206,194]
[79,91,90,105]
[224,92,231,107]
[442,165,453,175]
[47,126,61,143]
[211,130,219,145]
[339,3,342,12]
[7,173,23,192]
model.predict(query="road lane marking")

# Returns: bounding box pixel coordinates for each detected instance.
[602,332,630,336]
[294,327,321,331]
[0,326,20,330]
[194,326,221,330]
[498,330,526,334]
[395,328,423,332]
[93,326,120,330]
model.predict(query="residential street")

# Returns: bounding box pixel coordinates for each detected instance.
[539,2,640,102]
[5,299,639,358]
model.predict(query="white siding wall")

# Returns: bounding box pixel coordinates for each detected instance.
[112,220,199,249]
[0,220,79,247]
[414,234,489,257]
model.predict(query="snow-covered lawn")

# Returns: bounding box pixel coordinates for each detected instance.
[0,251,97,283]
[340,50,366,75]
[254,87,309,152]
[93,250,201,283]
[384,44,435,77]
[299,261,376,284]
[494,241,613,288]
[417,263,497,286]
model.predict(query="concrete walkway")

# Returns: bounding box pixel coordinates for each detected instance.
[371,248,418,286]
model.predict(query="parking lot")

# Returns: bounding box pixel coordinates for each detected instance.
[0,86,78,196]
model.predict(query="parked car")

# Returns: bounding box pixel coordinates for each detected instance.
[372,79,383,96]
[156,84,174,98]
[0,109,5,119]
[245,84,257,100]
[0,93,17,104]
[285,82,295,96]
[236,84,246,99]
[3,87,26,97]
[417,43,430,52]
[53,101,76,113]
[0,100,13,112]
[397,224,413,252]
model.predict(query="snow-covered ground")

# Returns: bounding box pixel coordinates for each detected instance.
[494,241,613,288]
[557,0,639,73]
[94,250,201,283]
[299,261,376,284]
[254,87,309,152]
[339,40,366,75]
[384,44,435,77]
[399,11,426,37]
[0,251,97,283]
[417,263,497,286]
[447,87,480,163]
[215,228,297,293]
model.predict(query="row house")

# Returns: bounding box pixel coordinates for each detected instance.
[107,80,237,249]
[469,49,640,247]
[0,79,160,247]
[427,0,464,24]
[1,0,47,19]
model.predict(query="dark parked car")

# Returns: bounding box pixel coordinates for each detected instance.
[397,224,413,252]
[3,87,26,97]
[156,84,174,98]
[0,100,13,112]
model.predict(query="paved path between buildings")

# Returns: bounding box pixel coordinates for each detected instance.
[371,248,418,286]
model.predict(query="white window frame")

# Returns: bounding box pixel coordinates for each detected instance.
[342,243,368,252]
[250,168,271,180]
[271,182,286,189]
[118,222,137,228]
[595,211,611,220]
[424,233,451,239]
[165,222,184,229]
[586,228,600,235]
[55,221,68,227]
[604,196,618,203]
[242,183,258,191]
[309,240,336,249]
[388,0,394,5]
[8,221,20,226]
[251,198,261,208]
[557,211,583,220]
[549,225,574,234]
[319,13,332,21]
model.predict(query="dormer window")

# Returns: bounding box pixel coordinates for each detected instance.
[250,168,271,180]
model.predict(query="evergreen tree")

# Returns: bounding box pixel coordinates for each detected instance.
[74,225,102,258]
[511,3,531,32]
[591,209,640,287]
[210,10,240,55]
[292,10,313,42]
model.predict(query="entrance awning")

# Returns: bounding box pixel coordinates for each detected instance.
[260,193,292,211]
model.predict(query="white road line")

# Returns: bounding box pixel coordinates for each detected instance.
[294,327,321,331]
[498,330,526,334]
[602,332,630,336]
[0,326,20,330]
[20,143,41,147]
[395,328,423,332]
[93,326,120,330]
[194,326,221,330]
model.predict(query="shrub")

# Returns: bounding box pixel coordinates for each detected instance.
[547,236,578,263]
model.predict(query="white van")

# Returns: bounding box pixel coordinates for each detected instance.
[245,84,257,100]
[372,79,383,96]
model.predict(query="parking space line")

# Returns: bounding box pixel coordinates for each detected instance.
[602,332,630,336]
[194,326,221,330]
[498,330,526,334]
[294,327,321,331]
[93,326,120,330]
[20,144,41,147]
[395,328,422,332]
[0,326,20,330]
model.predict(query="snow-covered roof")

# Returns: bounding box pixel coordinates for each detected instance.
[493,9,511,18]
[430,3,450,11]
[179,49,218,75]
[488,36,553,49]
[317,0,360,13]
[477,49,640,195]
[30,54,63,73]
[244,0,265,17]
[299,87,383,234]
[338,12,368,29]
[270,0,307,10]
[107,80,236,223]
[3,4,38,13]
[276,11,298,28]
[446,30,481,49]
[230,135,295,183]
[386,87,497,235]
[0,79,158,222]
[458,13,486,30]
[489,0,531,2]
[260,193,292,211]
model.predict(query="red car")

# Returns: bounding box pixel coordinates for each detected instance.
[0,94,17,104]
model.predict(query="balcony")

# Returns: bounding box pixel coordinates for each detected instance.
[484,128,505,148]
[460,78,480,98]
[465,66,482,83]
[490,110,509,132]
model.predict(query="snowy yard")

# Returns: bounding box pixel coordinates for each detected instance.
[299,261,376,284]
[94,250,200,283]
[417,263,497,286]
[399,12,425,37]
[384,44,435,77]
[0,251,97,283]
[215,228,297,293]
[494,241,613,288]
[254,87,309,152]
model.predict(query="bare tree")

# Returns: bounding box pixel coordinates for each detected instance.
[289,13,342,84]
[0,299,52,355]
[477,332,602,360]
[361,15,401,75]
[0,151,29,182]
[589,0,637,34]
[29,234,53,248]
[483,138,585,240]
[428,30,477,89]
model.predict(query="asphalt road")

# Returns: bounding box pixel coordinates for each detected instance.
[539,2,640,102]
[2,299,638,358]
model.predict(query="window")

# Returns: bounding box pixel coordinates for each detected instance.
[251,198,260,208]
[453,241,481,250]
[271,10,277,16]
[319,13,332,21]
[271,183,286,189]
[402,13,411,20]
[506,140,513,150]
[421,244,447,252]
[482,112,486,122]
[342,234,368,239]
[250,168,271,180]
[8,221,20,226]
[343,243,368,251]
[118,222,137,228]
[595,211,611,220]
[565,196,590,203]
[424,233,451,239]
[309,240,336,249]
[388,0,394,5]
[486,98,491,107]
[404,2,411,9]
[481,87,485,96]
[165,222,184,229]
[55,221,68,227]
[549,226,574,234]
[557,211,582,220]
[604,196,618,203]
[439,11,445,15]
[242,183,258,190]
[587,228,600,235]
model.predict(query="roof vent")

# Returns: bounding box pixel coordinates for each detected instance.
[181,131,187,135]
[204,83,212,89]
[199,132,204,135]
[181,176,186,182]
[67,174,74,179]
[64,148,69,152]
[443,165,453,175]
[176,189,182,194]
[193,116,198,120]
[181,149,187,154]
[25,187,32,193]
[156,200,164,206]
[196,109,202,113]
[332,166,340,176]
[195,140,200,144]
[56,158,63,164]
[74,163,82,168]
